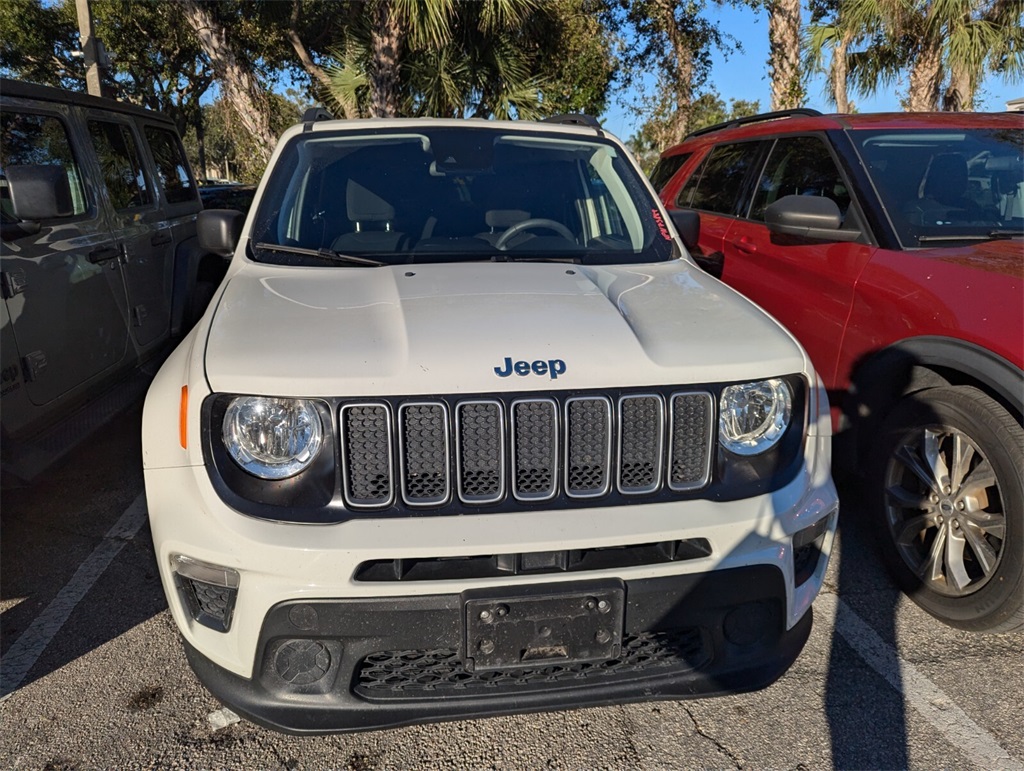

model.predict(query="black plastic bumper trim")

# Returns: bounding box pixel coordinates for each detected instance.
[181,566,812,735]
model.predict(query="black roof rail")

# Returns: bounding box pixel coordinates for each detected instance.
[542,113,602,130]
[684,108,823,141]
[301,106,334,126]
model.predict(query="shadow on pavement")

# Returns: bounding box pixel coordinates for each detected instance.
[0,401,166,698]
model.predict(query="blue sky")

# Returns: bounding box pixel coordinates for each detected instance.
[601,4,1024,141]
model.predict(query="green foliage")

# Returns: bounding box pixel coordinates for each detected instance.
[181,92,304,184]
[628,91,761,173]
[322,0,613,119]
[806,0,1023,110]
[0,0,81,88]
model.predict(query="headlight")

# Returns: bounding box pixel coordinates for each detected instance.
[222,396,323,479]
[719,378,793,456]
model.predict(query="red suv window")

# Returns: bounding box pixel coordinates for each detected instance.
[749,136,851,222]
[678,141,763,216]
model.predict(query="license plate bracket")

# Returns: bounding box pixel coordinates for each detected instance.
[463,582,625,672]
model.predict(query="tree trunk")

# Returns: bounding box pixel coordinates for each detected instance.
[655,0,693,143]
[370,0,403,118]
[768,0,802,110]
[180,0,276,164]
[906,41,943,111]
[287,0,358,119]
[830,30,853,113]
[195,109,207,179]
[942,66,973,111]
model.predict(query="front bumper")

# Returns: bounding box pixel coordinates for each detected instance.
[184,567,812,735]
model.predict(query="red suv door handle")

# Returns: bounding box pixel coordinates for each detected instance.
[730,236,757,254]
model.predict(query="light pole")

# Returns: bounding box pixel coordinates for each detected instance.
[75,0,111,97]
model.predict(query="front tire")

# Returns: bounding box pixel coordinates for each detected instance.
[872,385,1023,633]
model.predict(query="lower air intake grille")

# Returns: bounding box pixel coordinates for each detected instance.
[355,627,709,698]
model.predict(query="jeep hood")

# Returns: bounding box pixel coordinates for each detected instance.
[204,261,807,396]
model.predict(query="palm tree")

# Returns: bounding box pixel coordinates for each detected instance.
[179,0,277,162]
[324,0,548,119]
[808,0,1023,112]
[768,0,805,110]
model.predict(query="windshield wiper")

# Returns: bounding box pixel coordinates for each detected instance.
[917,229,1023,243]
[490,254,582,264]
[253,242,386,267]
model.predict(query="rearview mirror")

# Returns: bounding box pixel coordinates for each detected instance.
[764,195,861,242]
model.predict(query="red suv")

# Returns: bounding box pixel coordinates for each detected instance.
[654,110,1023,633]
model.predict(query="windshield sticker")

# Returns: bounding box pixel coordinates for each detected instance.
[652,209,672,240]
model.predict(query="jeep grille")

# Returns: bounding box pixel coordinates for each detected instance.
[339,391,713,510]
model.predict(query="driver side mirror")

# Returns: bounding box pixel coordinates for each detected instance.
[6,164,74,221]
[668,208,700,251]
[198,209,245,257]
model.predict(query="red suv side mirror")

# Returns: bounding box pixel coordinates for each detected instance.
[764,195,861,242]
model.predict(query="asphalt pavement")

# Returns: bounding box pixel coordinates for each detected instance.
[1,400,1021,770]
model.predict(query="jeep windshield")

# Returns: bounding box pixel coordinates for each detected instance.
[852,127,1024,248]
[248,125,678,266]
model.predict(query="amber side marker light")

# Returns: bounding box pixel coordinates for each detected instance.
[179,385,188,449]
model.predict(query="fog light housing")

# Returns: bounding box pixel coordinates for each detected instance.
[792,512,834,587]
[171,554,240,632]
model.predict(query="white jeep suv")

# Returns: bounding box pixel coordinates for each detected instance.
[142,114,838,734]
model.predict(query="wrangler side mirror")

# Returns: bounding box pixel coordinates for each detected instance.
[6,165,74,221]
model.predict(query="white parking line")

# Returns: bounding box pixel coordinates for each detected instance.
[0,494,148,700]
[817,593,1023,771]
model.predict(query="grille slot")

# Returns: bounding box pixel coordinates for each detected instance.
[511,399,558,501]
[565,397,612,498]
[455,401,505,504]
[668,393,713,491]
[341,403,394,508]
[399,402,450,506]
[618,395,665,494]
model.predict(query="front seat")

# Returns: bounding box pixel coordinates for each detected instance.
[475,208,531,246]
[903,153,969,226]
[331,180,408,253]
[921,153,969,207]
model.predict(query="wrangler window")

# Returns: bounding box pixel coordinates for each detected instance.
[89,120,153,210]
[0,111,87,219]
[145,126,197,205]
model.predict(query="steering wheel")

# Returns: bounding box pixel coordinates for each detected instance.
[495,218,575,250]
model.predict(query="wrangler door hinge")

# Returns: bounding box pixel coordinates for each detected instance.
[22,350,47,382]
[1,269,28,298]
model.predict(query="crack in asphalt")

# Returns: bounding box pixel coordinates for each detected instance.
[683,706,743,769]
